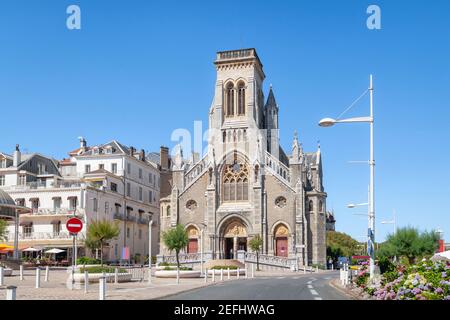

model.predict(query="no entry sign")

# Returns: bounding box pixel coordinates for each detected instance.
[66,217,83,234]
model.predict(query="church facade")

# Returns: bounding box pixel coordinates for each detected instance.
[159,48,327,266]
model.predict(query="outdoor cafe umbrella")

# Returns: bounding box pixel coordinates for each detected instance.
[22,247,40,252]
[45,248,66,262]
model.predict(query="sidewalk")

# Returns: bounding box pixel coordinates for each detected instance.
[0,267,317,300]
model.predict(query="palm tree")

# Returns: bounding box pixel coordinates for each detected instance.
[249,235,263,271]
[0,219,7,241]
[162,224,189,270]
[86,220,120,266]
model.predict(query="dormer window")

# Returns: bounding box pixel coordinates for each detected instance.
[93,147,99,155]
[105,147,113,154]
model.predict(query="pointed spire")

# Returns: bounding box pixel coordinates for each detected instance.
[265,85,278,110]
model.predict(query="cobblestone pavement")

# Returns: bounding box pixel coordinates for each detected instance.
[0,268,324,300]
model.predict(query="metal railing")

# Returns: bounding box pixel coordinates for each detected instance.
[10,231,85,240]
[244,252,298,269]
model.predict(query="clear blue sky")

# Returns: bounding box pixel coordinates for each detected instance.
[1,1,449,242]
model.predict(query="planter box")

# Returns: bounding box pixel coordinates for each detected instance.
[154,270,201,278]
[2,268,13,276]
[70,272,132,283]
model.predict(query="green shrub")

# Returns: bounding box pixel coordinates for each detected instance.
[77,257,101,265]
[378,256,395,274]
[163,266,192,271]
[356,273,369,287]
[79,266,126,274]
[159,262,176,267]
[211,265,238,270]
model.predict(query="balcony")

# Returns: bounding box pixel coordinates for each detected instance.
[113,212,125,220]
[7,231,84,241]
[5,181,83,191]
[26,208,77,216]
[137,217,149,225]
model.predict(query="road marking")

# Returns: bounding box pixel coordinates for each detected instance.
[307,280,312,284]
[310,289,319,296]
[324,277,331,280]
[307,284,313,289]
[314,297,323,300]
[277,277,285,279]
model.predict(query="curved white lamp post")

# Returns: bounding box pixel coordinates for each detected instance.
[319,75,376,280]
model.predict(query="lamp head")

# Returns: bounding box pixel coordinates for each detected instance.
[347,204,356,208]
[318,118,336,127]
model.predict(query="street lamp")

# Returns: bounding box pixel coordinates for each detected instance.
[381,210,397,234]
[148,214,153,283]
[319,75,376,280]
[199,223,207,276]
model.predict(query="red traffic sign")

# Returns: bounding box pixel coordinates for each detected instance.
[66,217,83,234]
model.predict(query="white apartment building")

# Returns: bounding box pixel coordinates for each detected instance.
[0,139,161,263]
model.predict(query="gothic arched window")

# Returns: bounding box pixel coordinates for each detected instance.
[237,81,245,115]
[166,205,171,217]
[223,160,249,202]
[225,82,235,117]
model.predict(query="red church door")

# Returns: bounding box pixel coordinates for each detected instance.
[276,237,288,257]
[187,239,198,253]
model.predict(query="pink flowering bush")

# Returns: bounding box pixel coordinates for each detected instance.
[353,259,450,300]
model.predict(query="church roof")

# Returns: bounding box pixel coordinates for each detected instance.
[305,153,318,166]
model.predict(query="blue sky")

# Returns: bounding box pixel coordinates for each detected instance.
[1,0,449,242]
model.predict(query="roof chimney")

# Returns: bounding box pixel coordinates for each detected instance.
[140,149,145,161]
[129,146,135,157]
[13,144,21,167]
[78,137,87,152]
[160,146,169,170]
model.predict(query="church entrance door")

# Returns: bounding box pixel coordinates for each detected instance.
[221,218,248,259]
[187,239,198,253]
[225,238,234,259]
[276,237,288,257]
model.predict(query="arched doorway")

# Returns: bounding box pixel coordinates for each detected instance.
[274,224,289,257]
[221,218,247,259]
[186,225,199,253]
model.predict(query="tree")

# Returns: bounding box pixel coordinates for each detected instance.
[326,231,360,262]
[0,219,7,241]
[86,219,120,266]
[162,224,188,270]
[248,235,263,271]
[377,226,439,264]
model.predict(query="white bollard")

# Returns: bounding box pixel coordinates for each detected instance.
[251,264,254,278]
[99,273,106,300]
[84,270,89,293]
[176,267,180,284]
[6,286,16,300]
[227,268,230,280]
[316,266,319,273]
[303,266,306,274]
[114,268,119,284]
[245,265,248,279]
[35,268,40,288]
[0,267,3,286]
[148,266,152,284]
[237,268,240,280]
[19,265,24,281]
[331,263,334,271]
[204,269,208,283]
[212,269,215,282]
[45,266,49,282]
[220,268,223,281]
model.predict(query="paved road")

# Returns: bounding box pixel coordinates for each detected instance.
[165,271,349,300]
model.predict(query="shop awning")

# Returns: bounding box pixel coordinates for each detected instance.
[50,220,61,225]
[19,221,32,226]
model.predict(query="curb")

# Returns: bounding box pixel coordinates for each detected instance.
[328,279,359,300]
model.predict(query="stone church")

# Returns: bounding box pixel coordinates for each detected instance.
[159,49,327,266]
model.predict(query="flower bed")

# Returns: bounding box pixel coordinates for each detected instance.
[352,259,450,300]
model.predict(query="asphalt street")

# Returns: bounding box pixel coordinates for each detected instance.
[165,270,350,300]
